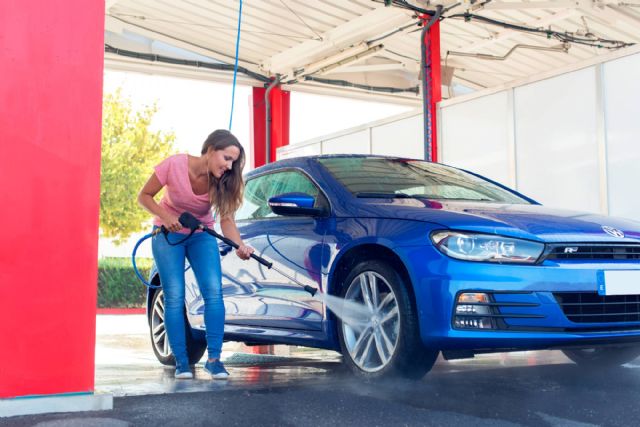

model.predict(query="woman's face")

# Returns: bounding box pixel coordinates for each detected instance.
[207,145,241,178]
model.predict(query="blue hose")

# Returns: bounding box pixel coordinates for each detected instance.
[131,232,161,289]
[228,0,243,131]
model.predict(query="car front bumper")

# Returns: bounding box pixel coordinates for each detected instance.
[396,245,640,351]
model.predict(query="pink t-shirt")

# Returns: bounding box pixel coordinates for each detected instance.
[153,154,214,233]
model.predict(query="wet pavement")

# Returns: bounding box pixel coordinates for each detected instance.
[94,315,344,396]
[3,314,640,426]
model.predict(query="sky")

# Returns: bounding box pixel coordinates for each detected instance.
[103,70,414,170]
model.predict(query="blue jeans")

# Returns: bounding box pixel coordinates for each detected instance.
[152,228,224,365]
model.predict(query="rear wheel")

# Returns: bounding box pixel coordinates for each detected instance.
[336,260,437,379]
[149,289,206,366]
[562,346,640,368]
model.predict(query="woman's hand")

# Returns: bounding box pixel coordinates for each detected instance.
[236,244,254,260]
[162,214,182,232]
[219,216,253,260]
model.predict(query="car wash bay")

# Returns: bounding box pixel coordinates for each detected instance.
[3,0,640,424]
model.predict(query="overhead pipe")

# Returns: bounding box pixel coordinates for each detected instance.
[104,44,270,83]
[447,43,570,61]
[293,42,374,78]
[316,44,384,75]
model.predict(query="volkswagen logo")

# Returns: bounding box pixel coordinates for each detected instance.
[602,225,625,238]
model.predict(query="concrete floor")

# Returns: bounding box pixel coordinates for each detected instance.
[94,314,570,397]
[95,314,345,396]
[5,315,640,426]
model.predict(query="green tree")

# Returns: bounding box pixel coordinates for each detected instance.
[100,89,176,243]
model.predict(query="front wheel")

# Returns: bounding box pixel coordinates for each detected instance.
[149,289,206,366]
[336,260,437,379]
[562,346,640,368]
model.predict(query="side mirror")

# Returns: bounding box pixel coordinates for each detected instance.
[268,192,325,217]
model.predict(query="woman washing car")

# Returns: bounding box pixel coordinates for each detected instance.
[138,129,253,379]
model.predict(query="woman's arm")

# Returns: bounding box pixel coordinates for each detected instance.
[220,216,254,260]
[137,173,182,232]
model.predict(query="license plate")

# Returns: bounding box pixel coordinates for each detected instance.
[599,271,640,296]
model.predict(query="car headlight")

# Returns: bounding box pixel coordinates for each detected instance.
[430,231,544,264]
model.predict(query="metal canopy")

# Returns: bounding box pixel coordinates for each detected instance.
[104,0,640,105]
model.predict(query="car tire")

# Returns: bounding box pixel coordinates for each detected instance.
[336,259,438,379]
[562,346,640,368]
[149,289,207,366]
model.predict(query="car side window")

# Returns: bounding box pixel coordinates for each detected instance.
[235,170,322,220]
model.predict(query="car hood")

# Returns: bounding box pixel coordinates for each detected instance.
[353,199,640,243]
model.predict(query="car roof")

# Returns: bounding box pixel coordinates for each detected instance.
[244,154,422,178]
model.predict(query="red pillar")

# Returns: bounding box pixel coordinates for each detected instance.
[251,85,290,168]
[248,84,289,355]
[0,0,104,401]
[421,19,441,162]
[250,87,267,168]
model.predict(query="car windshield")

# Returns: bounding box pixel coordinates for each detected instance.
[317,157,530,204]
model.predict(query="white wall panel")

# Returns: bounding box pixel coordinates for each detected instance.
[440,91,512,186]
[277,142,321,160]
[322,130,370,154]
[371,115,422,158]
[514,67,600,212]
[604,53,640,221]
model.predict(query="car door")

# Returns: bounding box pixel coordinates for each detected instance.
[220,169,328,331]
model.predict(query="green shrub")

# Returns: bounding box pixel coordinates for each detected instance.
[98,257,153,308]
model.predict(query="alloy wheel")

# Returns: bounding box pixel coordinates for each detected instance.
[151,291,172,359]
[342,271,401,372]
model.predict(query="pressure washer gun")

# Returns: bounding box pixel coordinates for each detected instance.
[178,212,318,297]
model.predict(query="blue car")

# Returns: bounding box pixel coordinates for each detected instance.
[147,155,640,378]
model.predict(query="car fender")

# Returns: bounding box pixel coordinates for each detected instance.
[324,217,443,292]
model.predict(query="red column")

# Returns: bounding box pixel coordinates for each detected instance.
[250,85,290,168]
[421,19,441,162]
[250,87,267,168]
[248,84,289,355]
[0,0,104,398]
[269,87,290,163]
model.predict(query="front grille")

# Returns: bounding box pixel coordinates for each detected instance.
[545,244,640,260]
[554,292,640,323]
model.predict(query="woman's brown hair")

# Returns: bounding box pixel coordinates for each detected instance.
[201,130,246,219]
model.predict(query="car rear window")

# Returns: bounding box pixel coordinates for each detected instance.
[317,157,530,204]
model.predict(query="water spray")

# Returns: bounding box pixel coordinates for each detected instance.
[178,212,318,297]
